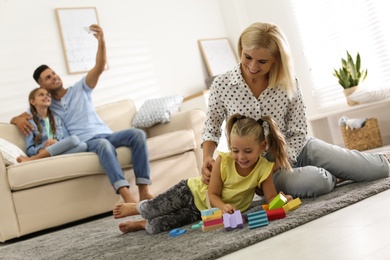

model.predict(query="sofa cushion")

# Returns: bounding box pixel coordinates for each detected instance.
[8,130,195,191]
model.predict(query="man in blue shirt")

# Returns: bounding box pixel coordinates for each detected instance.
[11,24,152,203]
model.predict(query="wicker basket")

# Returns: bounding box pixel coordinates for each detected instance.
[340,118,383,151]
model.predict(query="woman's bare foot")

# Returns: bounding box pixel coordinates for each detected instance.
[17,156,32,163]
[113,203,138,219]
[383,154,390,164]
[119,219,146,234]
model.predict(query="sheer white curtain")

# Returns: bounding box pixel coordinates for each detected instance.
[291,0,390,110]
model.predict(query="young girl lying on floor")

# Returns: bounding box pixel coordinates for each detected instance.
[113,113,293,234]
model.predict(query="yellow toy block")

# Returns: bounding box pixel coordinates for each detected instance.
[283,198,302,212]
[201,210,222,221]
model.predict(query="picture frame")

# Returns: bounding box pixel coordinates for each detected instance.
[55,7,108,74]
[198,38,237,77]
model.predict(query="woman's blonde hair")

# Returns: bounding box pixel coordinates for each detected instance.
[226,114,291,171]
[238,22,297,98]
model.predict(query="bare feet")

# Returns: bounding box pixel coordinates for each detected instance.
[119,219,146,234]
[17,156,32,163]
[113,203,138,219]
[383,154,390,164]
[118,187,137,203]
[138,184,153,201]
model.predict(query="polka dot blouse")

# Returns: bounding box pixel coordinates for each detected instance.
[202,64,308,163]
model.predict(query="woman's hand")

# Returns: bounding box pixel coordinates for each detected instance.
[201,157,215,185]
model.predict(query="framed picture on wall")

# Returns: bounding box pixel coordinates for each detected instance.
[55,7,108,74]
[198,38,237,77]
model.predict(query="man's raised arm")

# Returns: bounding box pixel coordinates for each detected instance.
[85,24,107,89]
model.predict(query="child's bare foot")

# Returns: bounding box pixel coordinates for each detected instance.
[119,219,146,234]
[113,203,138,219]
[17,156,32,163]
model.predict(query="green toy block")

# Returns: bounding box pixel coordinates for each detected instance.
[269,193,287,210]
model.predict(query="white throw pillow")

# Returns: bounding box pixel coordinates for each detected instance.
[348,86,390,103]
[132,95,184,128]
[0,138,27,166]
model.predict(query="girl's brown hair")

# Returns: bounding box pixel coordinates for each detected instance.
[29,88,56,145]
[226,113,291,171]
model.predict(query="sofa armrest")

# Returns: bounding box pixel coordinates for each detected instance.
[147,109,206,170]
[0,153,20,242]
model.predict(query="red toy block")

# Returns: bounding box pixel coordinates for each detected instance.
[266,208,286,221]
[203,217,224,227]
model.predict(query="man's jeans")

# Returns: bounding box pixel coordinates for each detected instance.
[86,128,151,192]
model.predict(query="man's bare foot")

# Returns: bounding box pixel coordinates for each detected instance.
[119,219,146,234]
[118,187,137,203]
[113,203,138,219]
[139,193,154,201]
[138,184,153,201]
[17,156,32,163]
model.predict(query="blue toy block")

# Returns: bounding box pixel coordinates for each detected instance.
[201,208,219,217]
[223,210,244,231]
[169,228,187,237]
[247,210,268,229]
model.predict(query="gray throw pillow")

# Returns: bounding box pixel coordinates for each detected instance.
[132,95,184,128]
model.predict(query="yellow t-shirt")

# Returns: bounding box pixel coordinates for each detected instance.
[188,151,274,212]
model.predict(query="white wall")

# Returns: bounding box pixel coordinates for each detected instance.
[0,0,318,126]
[0,0,227,122]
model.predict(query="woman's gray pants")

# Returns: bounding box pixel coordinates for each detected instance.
[273,137,389,198]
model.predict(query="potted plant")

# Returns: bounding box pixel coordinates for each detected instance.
[333,51,368,106]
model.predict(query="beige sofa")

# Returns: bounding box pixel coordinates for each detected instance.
[0,99,206,242]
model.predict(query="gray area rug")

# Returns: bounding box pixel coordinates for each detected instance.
[2,177,390,260]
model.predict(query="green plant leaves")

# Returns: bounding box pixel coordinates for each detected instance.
[333,51,368,89]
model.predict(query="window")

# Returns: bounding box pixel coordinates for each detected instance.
[291,0,390,110]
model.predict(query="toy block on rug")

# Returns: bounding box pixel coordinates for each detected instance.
[223,210,244,231]
[283,198,302,212]
[269,193,288,210]
[201,208,224,232]
[169,228,187,237]
[266,208,286,221]
[247,210,268,229]
[191,221,203,230]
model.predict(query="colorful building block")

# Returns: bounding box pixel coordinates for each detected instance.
[269,193,287,210]
[202,223,224,232]
[201,208,219,217]
[266,208,286,221]
[247,210,268,229]
[169,228,187,237]
[283,198,302,212]
[191,221,203,229]
[223,210,244,231]
[203,217,224,227]
[201,210,222,221]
